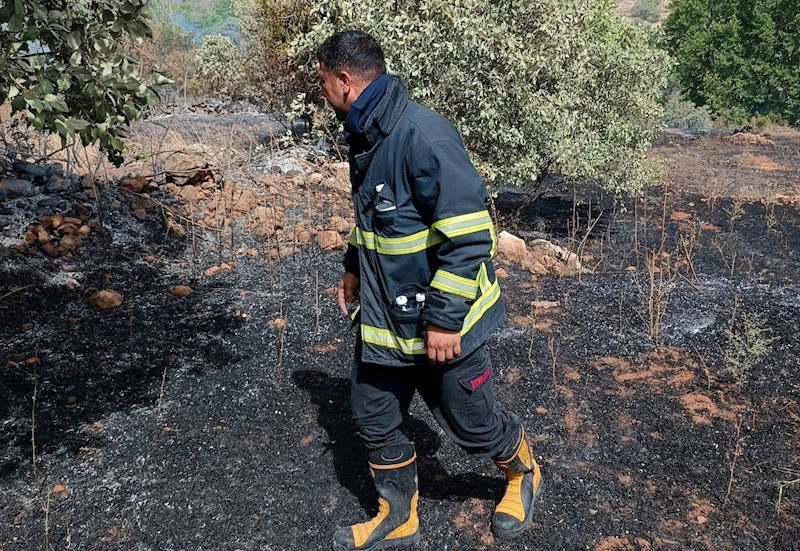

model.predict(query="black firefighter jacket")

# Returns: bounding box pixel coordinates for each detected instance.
[344,75,505,366]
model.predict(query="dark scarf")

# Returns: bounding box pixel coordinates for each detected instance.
[343,74,389,155]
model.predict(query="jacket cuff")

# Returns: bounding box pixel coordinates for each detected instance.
[421,308,463,332]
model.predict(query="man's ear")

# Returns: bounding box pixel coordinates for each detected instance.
[338,70,354,96]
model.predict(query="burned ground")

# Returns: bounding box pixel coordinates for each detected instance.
[1,129,799,551]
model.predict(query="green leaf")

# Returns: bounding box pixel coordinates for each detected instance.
[69,50,82,66]
[66,31,81,51]
[66,118,90,132]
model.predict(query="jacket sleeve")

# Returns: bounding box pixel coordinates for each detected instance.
[409,139,495,332]
[342,229,359,274]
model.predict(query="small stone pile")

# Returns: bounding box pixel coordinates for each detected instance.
[22,215,96,258]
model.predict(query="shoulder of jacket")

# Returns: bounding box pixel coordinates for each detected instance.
[399,101,460,145]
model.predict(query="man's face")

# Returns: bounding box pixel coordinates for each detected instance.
[319,63,349,121]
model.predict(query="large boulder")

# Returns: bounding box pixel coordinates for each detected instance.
[496,231,527,264]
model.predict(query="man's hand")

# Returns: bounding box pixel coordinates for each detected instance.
[425,324,461,364]
[337,272,360,317]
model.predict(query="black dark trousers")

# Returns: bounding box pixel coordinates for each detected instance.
[351,338,521,459]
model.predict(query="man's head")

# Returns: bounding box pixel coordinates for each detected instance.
[317,30,386,121]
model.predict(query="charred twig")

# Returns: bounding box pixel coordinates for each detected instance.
[0,284,34,302]
[548,334,559,385]
[725,416,744,503]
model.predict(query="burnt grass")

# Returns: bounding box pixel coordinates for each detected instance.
[2,138,800,551]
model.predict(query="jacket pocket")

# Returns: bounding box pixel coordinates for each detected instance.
[373,182,397,231]
[388,282,427,339]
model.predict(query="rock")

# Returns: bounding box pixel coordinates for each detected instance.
[78,225,91,237]
[132,209,147,221]
[13,162,48,178]
[495,268,508,279]
[66,396,77,405]
[166,217,185,236]
[316,230,344,251]
[161,144,212,184]
[119,175,148,194]
[23,230,36,246]
[233,188,257,214]
[57,223,78,236]
[37,197,59,207]
[0,177,38,197]
[40,243,59,258]
[308,172,324,185]
[79,174,94,189]
[41,215,63,229]
[59,235,83,252]
[528,261,549,276]
[44,176,75,194]
[204,266,220,277]
[88,290,123,310]
[171,285,194,297]
[328,216,352,234]
[497,231,527,264]
[180,185,199,203]
[51,483,68,497]
[0,215,12,228]
[36,226,50,245]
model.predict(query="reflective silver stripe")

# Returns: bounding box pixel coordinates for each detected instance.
[361,324,427,355]
[461,263,500,335]
[432,211,494,239]
[431,269,479,299]
[352,228,443,255]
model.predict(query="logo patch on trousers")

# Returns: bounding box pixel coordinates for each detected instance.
[470,367,491,390]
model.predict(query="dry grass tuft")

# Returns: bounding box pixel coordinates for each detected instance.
[730,152,787,171]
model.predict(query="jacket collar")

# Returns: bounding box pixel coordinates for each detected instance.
[351,75,409,175]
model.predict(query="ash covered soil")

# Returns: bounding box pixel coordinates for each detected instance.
[1,129,800,551]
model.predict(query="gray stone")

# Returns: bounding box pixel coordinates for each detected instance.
[38,197,59,207]
[13,162,48,178]
[45,165,64,177]
[0,215,11,228]
[0,177,38,197]
[37,207,53,216]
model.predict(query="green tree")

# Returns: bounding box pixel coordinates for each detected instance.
[289,0,671,194]
[664,0,800,126]
[0,0,168,164]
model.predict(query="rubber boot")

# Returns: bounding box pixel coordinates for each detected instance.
[332,443,420,551]
[491,427,542,540]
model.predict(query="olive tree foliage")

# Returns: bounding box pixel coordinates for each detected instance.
[193,34,245,97]
[0,0,169,165]
[290,0,672,193]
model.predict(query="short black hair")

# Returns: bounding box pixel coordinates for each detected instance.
[316,30,386,81]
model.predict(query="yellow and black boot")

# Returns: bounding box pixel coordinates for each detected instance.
[491,428,542,540]
[332,443,420,551]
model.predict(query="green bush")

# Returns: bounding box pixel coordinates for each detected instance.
[632,0,662,23]
[0,0,167,164]
[661,78,715,129]
[665,0,800,127]
[289,0,671,194]
[723,313,780,383]
[192,35,245,97]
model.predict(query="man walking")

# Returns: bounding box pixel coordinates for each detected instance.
[318,30,542,551]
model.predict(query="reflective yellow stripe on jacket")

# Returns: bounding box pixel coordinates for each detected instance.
[431,269,479,299]
[349,227,444,255]
[360,263,500,351]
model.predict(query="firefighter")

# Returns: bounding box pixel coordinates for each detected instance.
[317,30,542,551]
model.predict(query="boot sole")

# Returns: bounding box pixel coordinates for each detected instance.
[492,477,543,540]
[332,531,421,551]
